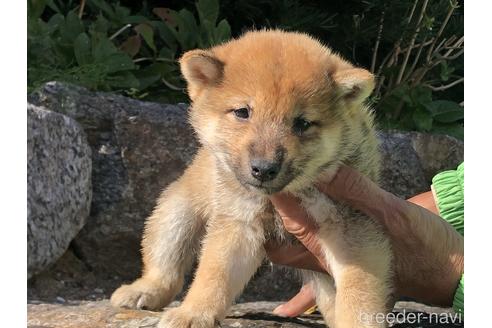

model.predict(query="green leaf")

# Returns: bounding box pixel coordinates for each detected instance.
[61,11,85,43]
[410,85,432,107]
[412,109,433,131]
[134,63,171,90]
[88,0,115,20]
[92,14,110,34]
[389,84,411,104]
[214,19,231,44]
[92,33,118,62]
[106,71,140,89]
[47,13,64,33]
[175,9,199,50]
[28,0,48,19]
[198,19,214,48]
[439,62,455,82]
[431,123,464,140]
[135,23,156,52]
[425,100,464,123]
[158,47,176,60]
[196,0,219,26]
[125,15,150,24]
[113,4,131,22]
[45,0,61,13]
[102,53,135,73]
[73,33,92,65]
[398,111,418,131]
[154,21,178,51]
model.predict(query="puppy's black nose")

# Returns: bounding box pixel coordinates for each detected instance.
[250,159,281,182]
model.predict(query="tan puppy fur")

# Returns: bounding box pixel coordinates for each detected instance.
[111,30,392,328]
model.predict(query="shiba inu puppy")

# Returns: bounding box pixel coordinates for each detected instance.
[111,30,392,328]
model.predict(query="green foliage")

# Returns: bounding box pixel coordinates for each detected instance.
[28,0,463,139]
[365,0,464,139]
[378,84,463,139]
[27,0,231,102]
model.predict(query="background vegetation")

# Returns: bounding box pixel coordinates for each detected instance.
[28,0,464,139]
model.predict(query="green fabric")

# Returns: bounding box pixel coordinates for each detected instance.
[432,162,464,236]
[432,162,464,316]
[453,274,464,317]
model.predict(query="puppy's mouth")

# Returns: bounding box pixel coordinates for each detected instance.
[243,181,286,194]
[239,171,297,195]
[230,160,298,195]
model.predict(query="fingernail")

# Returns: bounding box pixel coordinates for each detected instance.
[273,305,288,317]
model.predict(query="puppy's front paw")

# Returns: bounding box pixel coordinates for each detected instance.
[110,279,175,311]
[159,307,217,328]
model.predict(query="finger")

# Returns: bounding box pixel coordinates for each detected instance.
[316,165,406,226]
[407,190,439,215]
[269,193,318,230]
[265,244,327,273]
[316,165,378,204]
[273,283,317,317]
[269,194,329,273]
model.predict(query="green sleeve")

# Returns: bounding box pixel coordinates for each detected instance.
[432,162,464,236]
[432,162,464,316]
[453,274,464,318]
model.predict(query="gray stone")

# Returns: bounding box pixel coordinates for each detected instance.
[29,82,198,281]
[27,300,463,327]
[28,82,463,303]
[379,131,463,199]
[27,104,92,278]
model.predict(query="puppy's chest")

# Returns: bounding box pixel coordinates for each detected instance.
[212,183,356,245]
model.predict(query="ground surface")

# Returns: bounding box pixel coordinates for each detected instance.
[27,300,463,328]
[27,249,302,303]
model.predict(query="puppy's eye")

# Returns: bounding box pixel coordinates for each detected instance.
[233,107,250,120]
[293,117,313,135]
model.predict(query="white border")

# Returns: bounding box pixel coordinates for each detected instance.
[0,0,27,327]
[0,1,482,327]
[464,1,491,326]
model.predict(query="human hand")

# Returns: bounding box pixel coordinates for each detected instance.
[266,165,464,317]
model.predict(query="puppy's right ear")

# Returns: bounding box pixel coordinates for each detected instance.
[332,68,375,105]
[179,50,224,99]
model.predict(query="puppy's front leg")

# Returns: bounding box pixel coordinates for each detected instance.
[334,257,393,328]
[159,217,265,328]
[111,179,204,311]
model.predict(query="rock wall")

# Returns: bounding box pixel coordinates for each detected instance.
[28,82,464,303]
[29,82,198,281]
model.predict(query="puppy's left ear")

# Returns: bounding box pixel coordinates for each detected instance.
[180,49,224,99]
[332,68,375,104]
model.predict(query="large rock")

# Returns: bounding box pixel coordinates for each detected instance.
[27,104,92,278]
[27,300,463,328]
[29,82,198,281]
[28,82,463,303]
[379,131,464,199]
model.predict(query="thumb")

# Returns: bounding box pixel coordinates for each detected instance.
[273,283,316,317]
[269,193,329,273]
[269,193,319,237]
[317,165,378,203]
[316,165,402,223]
